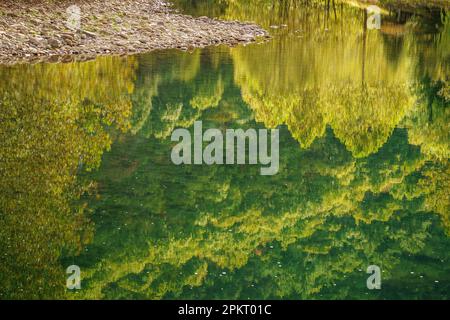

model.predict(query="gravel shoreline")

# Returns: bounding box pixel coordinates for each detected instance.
[0,0,269,65]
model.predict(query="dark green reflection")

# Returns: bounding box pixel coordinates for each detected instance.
[0,0,449,299]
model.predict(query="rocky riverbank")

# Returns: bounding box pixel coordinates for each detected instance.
[0,0,269,65]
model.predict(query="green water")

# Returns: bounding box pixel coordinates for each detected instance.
[0,0,449,299]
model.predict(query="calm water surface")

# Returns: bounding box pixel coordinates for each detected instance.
[0,0,449,299]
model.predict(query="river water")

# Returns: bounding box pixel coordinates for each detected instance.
[0,0,448,299]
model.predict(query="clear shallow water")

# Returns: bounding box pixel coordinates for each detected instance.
[0,0,449,299]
